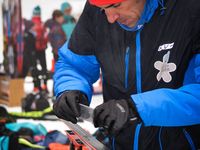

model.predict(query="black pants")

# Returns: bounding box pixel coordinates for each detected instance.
[34,50,47,88]
[35,50,47,75]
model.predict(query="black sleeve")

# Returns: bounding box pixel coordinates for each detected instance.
[192,27,200,54]
[68,2,98,55]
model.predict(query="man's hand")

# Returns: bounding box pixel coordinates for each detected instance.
[93,99,139,136]
[53,90,89,123]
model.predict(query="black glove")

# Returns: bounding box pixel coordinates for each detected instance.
[93,99,139,136]
[53,90,89,123]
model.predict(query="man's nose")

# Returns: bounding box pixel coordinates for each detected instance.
[105,10,119,23]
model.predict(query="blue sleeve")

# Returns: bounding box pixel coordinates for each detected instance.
[53,42,100,102]
[131,54,200,126]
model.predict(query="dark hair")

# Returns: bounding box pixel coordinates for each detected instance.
[52,10,63,20]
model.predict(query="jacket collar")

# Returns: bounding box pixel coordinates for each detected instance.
[118,0,165,31]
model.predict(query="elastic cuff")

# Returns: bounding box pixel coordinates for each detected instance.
[127,98,142,122]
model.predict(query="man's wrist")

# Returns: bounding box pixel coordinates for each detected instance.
[126,98,141,122]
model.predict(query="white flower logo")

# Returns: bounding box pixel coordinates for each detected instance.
[154,51,176,83]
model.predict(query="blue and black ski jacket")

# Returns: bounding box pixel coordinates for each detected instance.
[54,0,200,149]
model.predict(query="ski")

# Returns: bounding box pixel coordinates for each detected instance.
[62,120,109,150]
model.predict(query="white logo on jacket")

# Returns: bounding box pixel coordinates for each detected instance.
[158,43,174,51]
[154,51,176,83]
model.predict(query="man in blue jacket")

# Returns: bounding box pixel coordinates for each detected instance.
[53,0,200,149]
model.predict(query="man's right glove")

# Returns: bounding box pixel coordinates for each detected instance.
[93,99,140,136]
[53,90,89,123]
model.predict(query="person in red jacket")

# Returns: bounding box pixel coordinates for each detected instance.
[31,6,48,91]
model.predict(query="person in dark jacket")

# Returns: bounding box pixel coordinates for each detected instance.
[53,0,200,149]
[22,19,36,77]
[22,19,42,91]
[45,10,66,61]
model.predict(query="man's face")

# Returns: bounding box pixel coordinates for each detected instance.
[99,0,146,27]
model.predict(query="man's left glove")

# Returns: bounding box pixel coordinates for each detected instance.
[93,99,139,136]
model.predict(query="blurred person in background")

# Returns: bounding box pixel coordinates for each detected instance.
[31,5,48,91]
[45,10,66,61]
[22,19,36,77]
[60,2,76,38]
[22,19,42,91]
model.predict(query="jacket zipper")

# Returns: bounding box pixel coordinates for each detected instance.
[133,30,142,150]
[136,30,142,94]
[125,47,130,89]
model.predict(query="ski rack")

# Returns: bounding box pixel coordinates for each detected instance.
[62,120,109,150]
